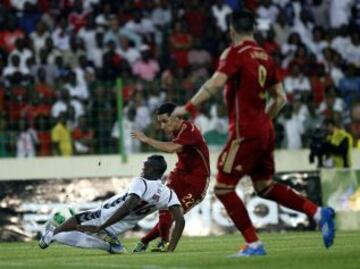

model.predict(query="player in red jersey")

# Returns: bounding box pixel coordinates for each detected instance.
[131,102,210,252]
[173,10,335,256]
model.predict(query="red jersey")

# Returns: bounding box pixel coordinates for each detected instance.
[172,121,210,177]
[217,40,280,138]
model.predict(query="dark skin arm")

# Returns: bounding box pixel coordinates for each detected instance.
[77,194,141,233]
[166,205,185,252]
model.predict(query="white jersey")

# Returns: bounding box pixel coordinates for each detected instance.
[76,176,180,235]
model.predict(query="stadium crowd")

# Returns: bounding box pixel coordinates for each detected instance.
[0,0,360,157]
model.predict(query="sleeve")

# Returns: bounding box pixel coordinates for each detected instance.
[166,190,181,208]
[216,47,240,77]
[127,177,147,198]
[172,123,200,146]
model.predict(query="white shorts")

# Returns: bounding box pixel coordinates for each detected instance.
[75,208,135,236]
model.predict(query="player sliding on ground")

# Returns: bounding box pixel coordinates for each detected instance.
[39,155,185,253]
[131,102,210,252]
[172,9,335,256]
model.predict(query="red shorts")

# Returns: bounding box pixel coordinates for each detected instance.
[167,171,209,213]
[216,129,275,186]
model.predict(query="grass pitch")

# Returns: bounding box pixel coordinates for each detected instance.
[0,231,359,269]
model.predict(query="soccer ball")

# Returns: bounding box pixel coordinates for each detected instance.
[49,207,76,227]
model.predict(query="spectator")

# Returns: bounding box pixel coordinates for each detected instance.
[282,104,304,149]
[51,112,73,156]
[51,89,84,120]
[51,18,71,51]
[16,2,41,34]
[211,0,232,32]
[9,38,33,70]
[132,45,160,81]
[16,119,38,158]
[257,0,279,24]
[111,106,140,154]
[68,0,89,32]
[329,0,353,29]
[78,14,98,52]
[343,32,360,66]
[3,54,29,78]
[284,63,311,96]
[30,21,49,57]
[118,37,141,66]
[0,16,25,53]
[169,20,192,69]
[151,0,172,30]
[273,12,291,46]
[72,115,94,154]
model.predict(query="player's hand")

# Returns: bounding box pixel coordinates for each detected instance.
[171,106,187,117]
[77,225,101,233]
[131,131,148,143]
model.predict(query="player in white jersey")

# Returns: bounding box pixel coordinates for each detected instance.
[39,155,185,253]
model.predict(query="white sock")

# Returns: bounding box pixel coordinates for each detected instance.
[313,207,322,224]
[53,231,110,251]
[248,241,262,248]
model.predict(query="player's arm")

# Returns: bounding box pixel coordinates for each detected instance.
[77,194,141,233]
[166,205,185,252]
[265,82,287,119]
[131,131,183,153]
[172,72,228,117]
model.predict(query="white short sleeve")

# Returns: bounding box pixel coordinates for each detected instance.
[167,190,181,208]
[127,177,147,198]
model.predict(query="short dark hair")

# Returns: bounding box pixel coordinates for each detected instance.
[155,102,177,116]
[229,9,255,33]
[148,155,167,176]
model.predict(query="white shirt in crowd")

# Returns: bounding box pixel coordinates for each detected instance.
[256,4,279,24]
[284,115,304,149]
[211,4,232,32]
[111,120,140,154]
[16,128,38,158]
[284,75,311,94]
[329,0,354,28]
[51,99,85,119]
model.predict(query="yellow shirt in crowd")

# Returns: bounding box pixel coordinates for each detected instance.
[51,122,73,156]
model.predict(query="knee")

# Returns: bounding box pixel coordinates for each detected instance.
[213,184,235,198]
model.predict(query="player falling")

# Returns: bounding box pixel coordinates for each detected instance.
[131,102,210,252]
[172,10,335,256]
[39,155,185,253]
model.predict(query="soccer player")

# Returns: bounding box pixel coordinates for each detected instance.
[131,102,210,252]
[172,10,335,256]
[39,155,185,253]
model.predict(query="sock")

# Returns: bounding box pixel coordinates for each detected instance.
[313,207,322,224]
[141,223,160,244]
[159,210,173,242]
[248,241,262,248]
[260,183,318,217]
[216,191,259,243]
[53,231,110,251]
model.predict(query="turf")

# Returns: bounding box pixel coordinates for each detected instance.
[0,231,359,269]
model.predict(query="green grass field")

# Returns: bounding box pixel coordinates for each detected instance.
[1,231,359,269]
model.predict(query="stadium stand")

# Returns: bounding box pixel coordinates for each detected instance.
[0,0,360,157]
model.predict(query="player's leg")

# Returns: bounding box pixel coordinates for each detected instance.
[215,138,266,256]
[252,131,335,248]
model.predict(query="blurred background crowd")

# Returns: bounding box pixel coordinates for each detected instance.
[0,0,360,158]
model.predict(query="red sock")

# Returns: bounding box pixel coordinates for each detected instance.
[260,183,318,216]
[216,191,259,243]
[141,223,160,244]
[159,210,173,242]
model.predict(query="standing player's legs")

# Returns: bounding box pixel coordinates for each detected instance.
[214,137,264,254]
